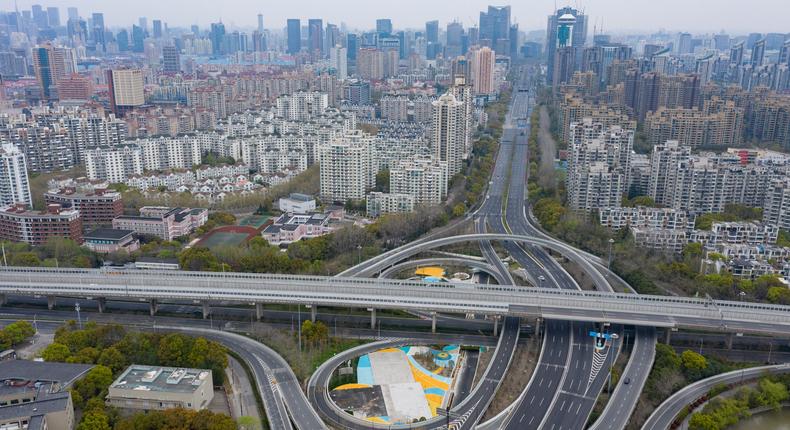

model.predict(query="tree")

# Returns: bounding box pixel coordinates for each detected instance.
[158,333,187,365]
[452,203,466,218]
[2,321,35,345]
[77,410,111,430]
[10,252,40,266]
[375,169,390,193]
[682,350,708,372]
[97,347,126,373]
[178,247,219,271]
[758,378,789,408]
[688,412,719,430]
[74,365,113,403]
[41,342,72,362]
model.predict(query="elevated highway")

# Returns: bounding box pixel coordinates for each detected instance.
[2,267,790,335]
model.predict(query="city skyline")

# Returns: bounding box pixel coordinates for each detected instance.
[12,0,790,34]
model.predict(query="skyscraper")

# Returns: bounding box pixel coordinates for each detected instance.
[46,7,60,27]
[67,7,79,21]
[162,45,180,73]
[107,69,145,116]
[425,20,439,44]
[152,19,162,38]
[551,13,577,87]
[330,45,348,80]
[376,19,392,36]
[287,19,301,55]
[446,22,464,58]
[257,14,264,33]
[479,6,511,54]
[91,13,106,51]
[308,19,324,57]
[32,43,67,100]
[730,42,744,66]
[432,93,466,176]
[132,25,145,52]
[0,143,32,208]
[751,39,766,67]
[546,7,588,83]
[210,22,226,55]
[471,46,496,94]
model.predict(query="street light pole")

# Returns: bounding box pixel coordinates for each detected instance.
[607,238,615,270]
[75,302,82,330]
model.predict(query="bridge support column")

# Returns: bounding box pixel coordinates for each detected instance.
[664,329,671,344]
[310,305,317,323]
[535,318,542,337]
[431,312,437,334]
[726,333,734,350]
[255,303,263,321]
[493,316,499,337]
[97,298,106,313]
[47,296,56,310]
[149,299,158,316]
[0,294,6,306]
[202,301,211,319]
[370,308,377,330]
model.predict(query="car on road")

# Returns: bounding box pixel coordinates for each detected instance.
[624,377,631,385]
[538,275,546,281]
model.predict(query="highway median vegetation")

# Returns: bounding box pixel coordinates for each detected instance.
[687,377,790,430]
[630,344,752,429]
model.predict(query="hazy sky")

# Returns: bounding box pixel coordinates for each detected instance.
[12,0,790,34]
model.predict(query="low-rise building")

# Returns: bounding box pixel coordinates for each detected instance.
[105,365,213,411]
[0,360,94,430]
[0,204,82,245]
[262,212,332,246]
[83,228,139,254]
[112,207,207,241]
[599,206,696,230]
[278,193,317,214]
[629,227,691,253]
[366,192,415,217]
[44,187,123,228]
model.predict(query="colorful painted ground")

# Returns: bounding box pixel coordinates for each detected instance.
[330,345,460,425]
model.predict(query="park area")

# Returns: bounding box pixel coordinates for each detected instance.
[330,345,460,424]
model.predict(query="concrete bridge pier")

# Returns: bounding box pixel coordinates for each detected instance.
[255,303,263,321]
[47,296,56,310]
[149,299,158,316]
[0,294,6,306]
[370,308,377,330]
[664,328,672,344]
[493,316,499,336]
[726,333,734,350]
[431,312,437,334]
[97,298,106,313]
[310,305,317,323]
[202,301,211,319]
[535,317,542,337]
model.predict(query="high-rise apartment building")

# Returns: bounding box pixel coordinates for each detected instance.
[319,131,374,202]
[471,47,496,95]
[647,140,692,207]
[566,120,633,212]
[390,157,448,205]
[330,45,348,80]
[431,92,466,176]
[356,48,385,80]
[380,95,409,122]
[107,69,145,116]
[0,144,32,207]
[645,102,744,148]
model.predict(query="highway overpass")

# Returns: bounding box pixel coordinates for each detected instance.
[1,267,790,335]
